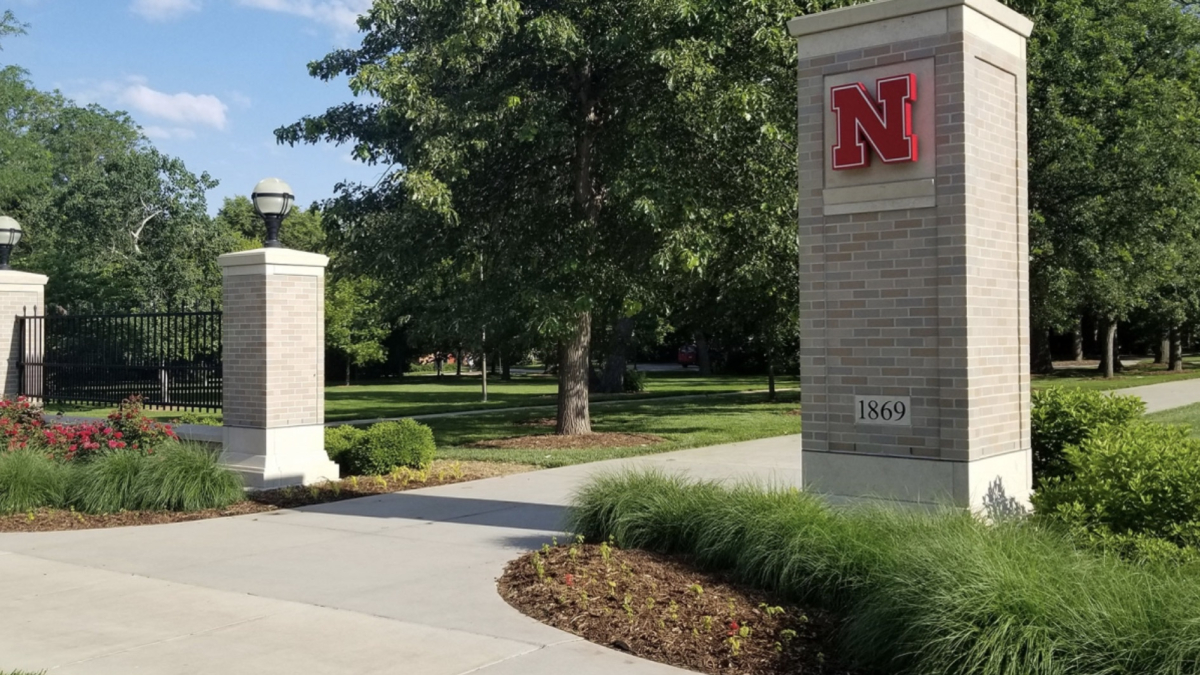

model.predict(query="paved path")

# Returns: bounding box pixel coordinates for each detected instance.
[0,436,801,675]
[1114,378,1200,413]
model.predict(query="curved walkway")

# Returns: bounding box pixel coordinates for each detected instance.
[0,435,801,675]
[1114,378,1200,413]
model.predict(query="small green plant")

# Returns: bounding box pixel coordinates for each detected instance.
[339,420,435,476]
[134,443,244,512]
[623,368,648,393]
[1030,388,1144,483]
[70,449,150,513]
[0,449,70,513]
[531,552,546,581]
[689,584,704,596]
[1034,422,1200,561]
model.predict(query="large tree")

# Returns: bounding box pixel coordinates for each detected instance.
[280,0,848,432]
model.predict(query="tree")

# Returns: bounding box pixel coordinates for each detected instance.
[280,0,850,433]
[325,275,390,385]
[213,195,326,253]
[1018,0,1200,377]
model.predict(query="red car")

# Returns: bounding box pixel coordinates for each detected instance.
[678,345,698,368]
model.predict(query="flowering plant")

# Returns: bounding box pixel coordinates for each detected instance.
[0,395,178,460]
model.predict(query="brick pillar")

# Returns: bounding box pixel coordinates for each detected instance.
[791,0,1033,510]
[218,249,338,488]
[0,271,47,399]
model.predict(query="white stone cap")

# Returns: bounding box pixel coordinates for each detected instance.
[0,270,49,286]
[788,0,1033,39]
[218,248,329,270]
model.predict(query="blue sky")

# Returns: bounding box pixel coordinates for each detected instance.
[2,0,385,214]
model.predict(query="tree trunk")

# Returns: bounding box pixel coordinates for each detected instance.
[556,312,592,435]
[436,356,443,378]
[598,316,635,394]
[345,360,351,387]
[1072,319,1084,361]
[1031,325,1054,375]
[1155,331,1169,364]
[1098,317,1120,378]
[696,331,712,376]
[1082,314,1099,359]
[1171,326,1185,373]
[456,347,463,377]
[481,332,488,402]
[502,356,512,381]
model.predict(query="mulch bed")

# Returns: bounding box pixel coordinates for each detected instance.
[471,433,665,451]
[0,459,534,533]
[499,544,858,675]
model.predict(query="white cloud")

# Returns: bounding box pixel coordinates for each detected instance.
[142,126,198,141]
[120,84,228,130]
[237,0,370,33]
[130,0,201,21]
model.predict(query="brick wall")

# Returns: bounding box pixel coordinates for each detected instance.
[223,271,323,429]
[799,23,1029,463]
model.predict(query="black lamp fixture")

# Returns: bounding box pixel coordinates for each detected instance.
[251,178,295,248]
[0,216,23,270]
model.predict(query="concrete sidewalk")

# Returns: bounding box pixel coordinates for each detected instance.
[1114,378,1200,413]
[0,436,801,675]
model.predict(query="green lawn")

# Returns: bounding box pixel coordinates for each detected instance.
[53,371,797,423]
[1033,359,1200,391]
[428,391,801,467]
[1145,403,1200,435]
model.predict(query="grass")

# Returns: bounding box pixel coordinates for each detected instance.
[1146,402,1200,436]
[427,391,800,467]
[53,370,798,422]
[570,471,1200,675]
[1033,357,1200,391]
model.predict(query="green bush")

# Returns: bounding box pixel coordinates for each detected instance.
[0,449,70,513]
[1033,422,1200,562]
[70,449,151,514]
[1030,388,1144,483]
[325,425,365,463]
[135,443,244,512]
[623,368,647,393]
[340,420,435,476]
[172,412,222,426]
[570,471,1200,675]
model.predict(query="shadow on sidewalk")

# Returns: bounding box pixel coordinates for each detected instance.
[292,492,570,532]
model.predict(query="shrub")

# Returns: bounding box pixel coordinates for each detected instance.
[70,449,151,514]
[623,368,647,393]
[172,411,222,426]
[0,449,70,513]
[339,420,435,476]
[570,471,1200,675]
[103,395,179,451]
[1030,388,1144,483]
[1033,422,1200,562]
[325,425,365,463]
[135,443,244,512]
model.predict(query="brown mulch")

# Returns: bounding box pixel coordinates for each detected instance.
[785,409,802,416]
[471,432,665,451]
[0,459,534,533]
[499,544,858,675]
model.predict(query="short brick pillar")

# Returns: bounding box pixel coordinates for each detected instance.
[791,0,1034,510]
[0,271,47,398]
[218,248,338,488]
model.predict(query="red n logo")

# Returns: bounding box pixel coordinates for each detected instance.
[830,74,918,170]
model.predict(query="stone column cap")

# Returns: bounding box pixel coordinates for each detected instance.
[218,247,329,271]
[788,0,1033,39]
[0,270,49,286]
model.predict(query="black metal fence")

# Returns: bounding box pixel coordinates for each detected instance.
[17,305,223,412]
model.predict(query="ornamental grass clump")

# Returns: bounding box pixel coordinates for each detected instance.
[70,449,151,514]
[0,448,70,513]
[135,443,244,512]
[570,471,1200,675]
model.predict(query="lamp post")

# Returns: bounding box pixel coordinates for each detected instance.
[251,178,295,248]
[0,216,23,270]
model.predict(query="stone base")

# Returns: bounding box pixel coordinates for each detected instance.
[221,425,340,489]
[802,449,1032,514]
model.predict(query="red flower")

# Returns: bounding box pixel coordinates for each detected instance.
[564,574,574,587]
[728,621,740,636]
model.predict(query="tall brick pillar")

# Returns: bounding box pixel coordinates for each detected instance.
[0,271,47,398]
[218,249,338,488]
[791,0,1034,510]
